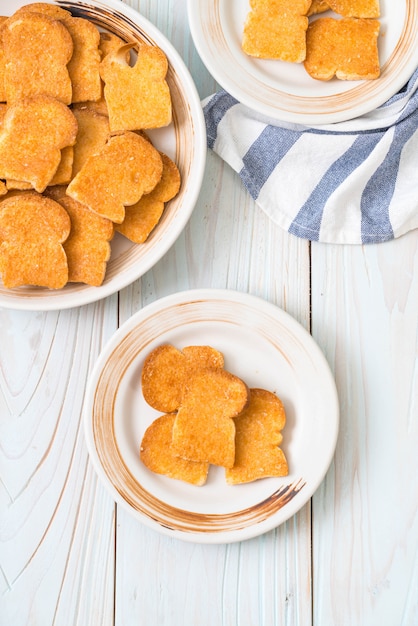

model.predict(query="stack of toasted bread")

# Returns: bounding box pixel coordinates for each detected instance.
[0,3,179,290]
[140,344,289,486]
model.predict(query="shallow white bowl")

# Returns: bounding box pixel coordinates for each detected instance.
[0,0,206,310]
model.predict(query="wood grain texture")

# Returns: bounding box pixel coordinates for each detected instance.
[0,301,118,625]
[0,2,417,626]
[311,235,418,626]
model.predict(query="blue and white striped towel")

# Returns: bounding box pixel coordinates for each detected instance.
[203,68,418,245]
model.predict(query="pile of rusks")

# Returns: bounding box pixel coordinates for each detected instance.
[0,2,180,289]
[140,344,289,486]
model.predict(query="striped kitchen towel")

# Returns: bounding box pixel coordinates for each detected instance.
[203,67,418,244]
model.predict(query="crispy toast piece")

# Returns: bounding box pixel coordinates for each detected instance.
[12,3,72,20]
[100,31,130,59]
[71,107,110,178]
[45,186,114,286]
[142,344,225,413]
[225,388,288,484]
[140,414,209,486]
[48,146,74,187]
[0,17,8,102]
[15,3,102,103]
[66,131,163,223]
[64,16,102,103]
[242,0,312,63]
[100,42,172,131]
[304,17,380,81]
[0,192,70,288]
[307,0,330,15]
[172,368,249,468]
[326,0,380,17]
[2,11,73,104]
[0,95,78,193]
[78,32,131,116]
[116,152,181,243]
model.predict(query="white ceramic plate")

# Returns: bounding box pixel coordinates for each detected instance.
[188,0,418,125]
[84,289,339,543]
[0,0,206,311]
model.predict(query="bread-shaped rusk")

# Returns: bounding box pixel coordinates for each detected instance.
[242,0,312,63]
[225,388,288,484]
[307,0,330,15]
[2,11,73,105]
[15,2,102,103]
[78,32,131,116]
[116,152,181,243]
[304,17,380,81]
[100,42,172,131]
[71,107,110,178]
[45,186,114,286]
[12,3,72,20]
[66,131,163,223]
[0,192,70,288]
[142,344,225,413]
[0,95,78,193]
[64,16,102,103]
[172,368,249,468]
[326,0,380,17]
[140,414,209,486]
[0,17,8,103]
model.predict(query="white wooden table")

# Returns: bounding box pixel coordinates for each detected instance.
[1,1,417,625]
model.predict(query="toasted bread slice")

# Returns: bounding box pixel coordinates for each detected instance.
[0,192,70,289]
[140,414,209,486]
[326,0,380,17]
[307,0,330,15]
[45,187,114,286]
[15,3,102,103]
[71,107,110,178]
[64,16,102,103]
[3,11,73,105]
[242,0,312,63]
[76,32,131,117]
[304,17,380,81]
[142,344,224,413]
[116,152,181,243]
[225,388,288,485]
[66,131,163,223]
[172,368,249,468]
[0,17,8,103]
[47,146,74,187]
[100,42,172,131]
[12,3,72,20]
[0,95,78,193]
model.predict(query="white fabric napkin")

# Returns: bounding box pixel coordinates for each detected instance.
[203,68,418,244]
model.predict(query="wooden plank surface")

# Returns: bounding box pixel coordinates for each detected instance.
[0,2,417,625]
[311,236,418,626]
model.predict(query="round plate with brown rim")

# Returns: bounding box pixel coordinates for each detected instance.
[187,0,418,125]
[0,0,206,310]
[83,289,339,543]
